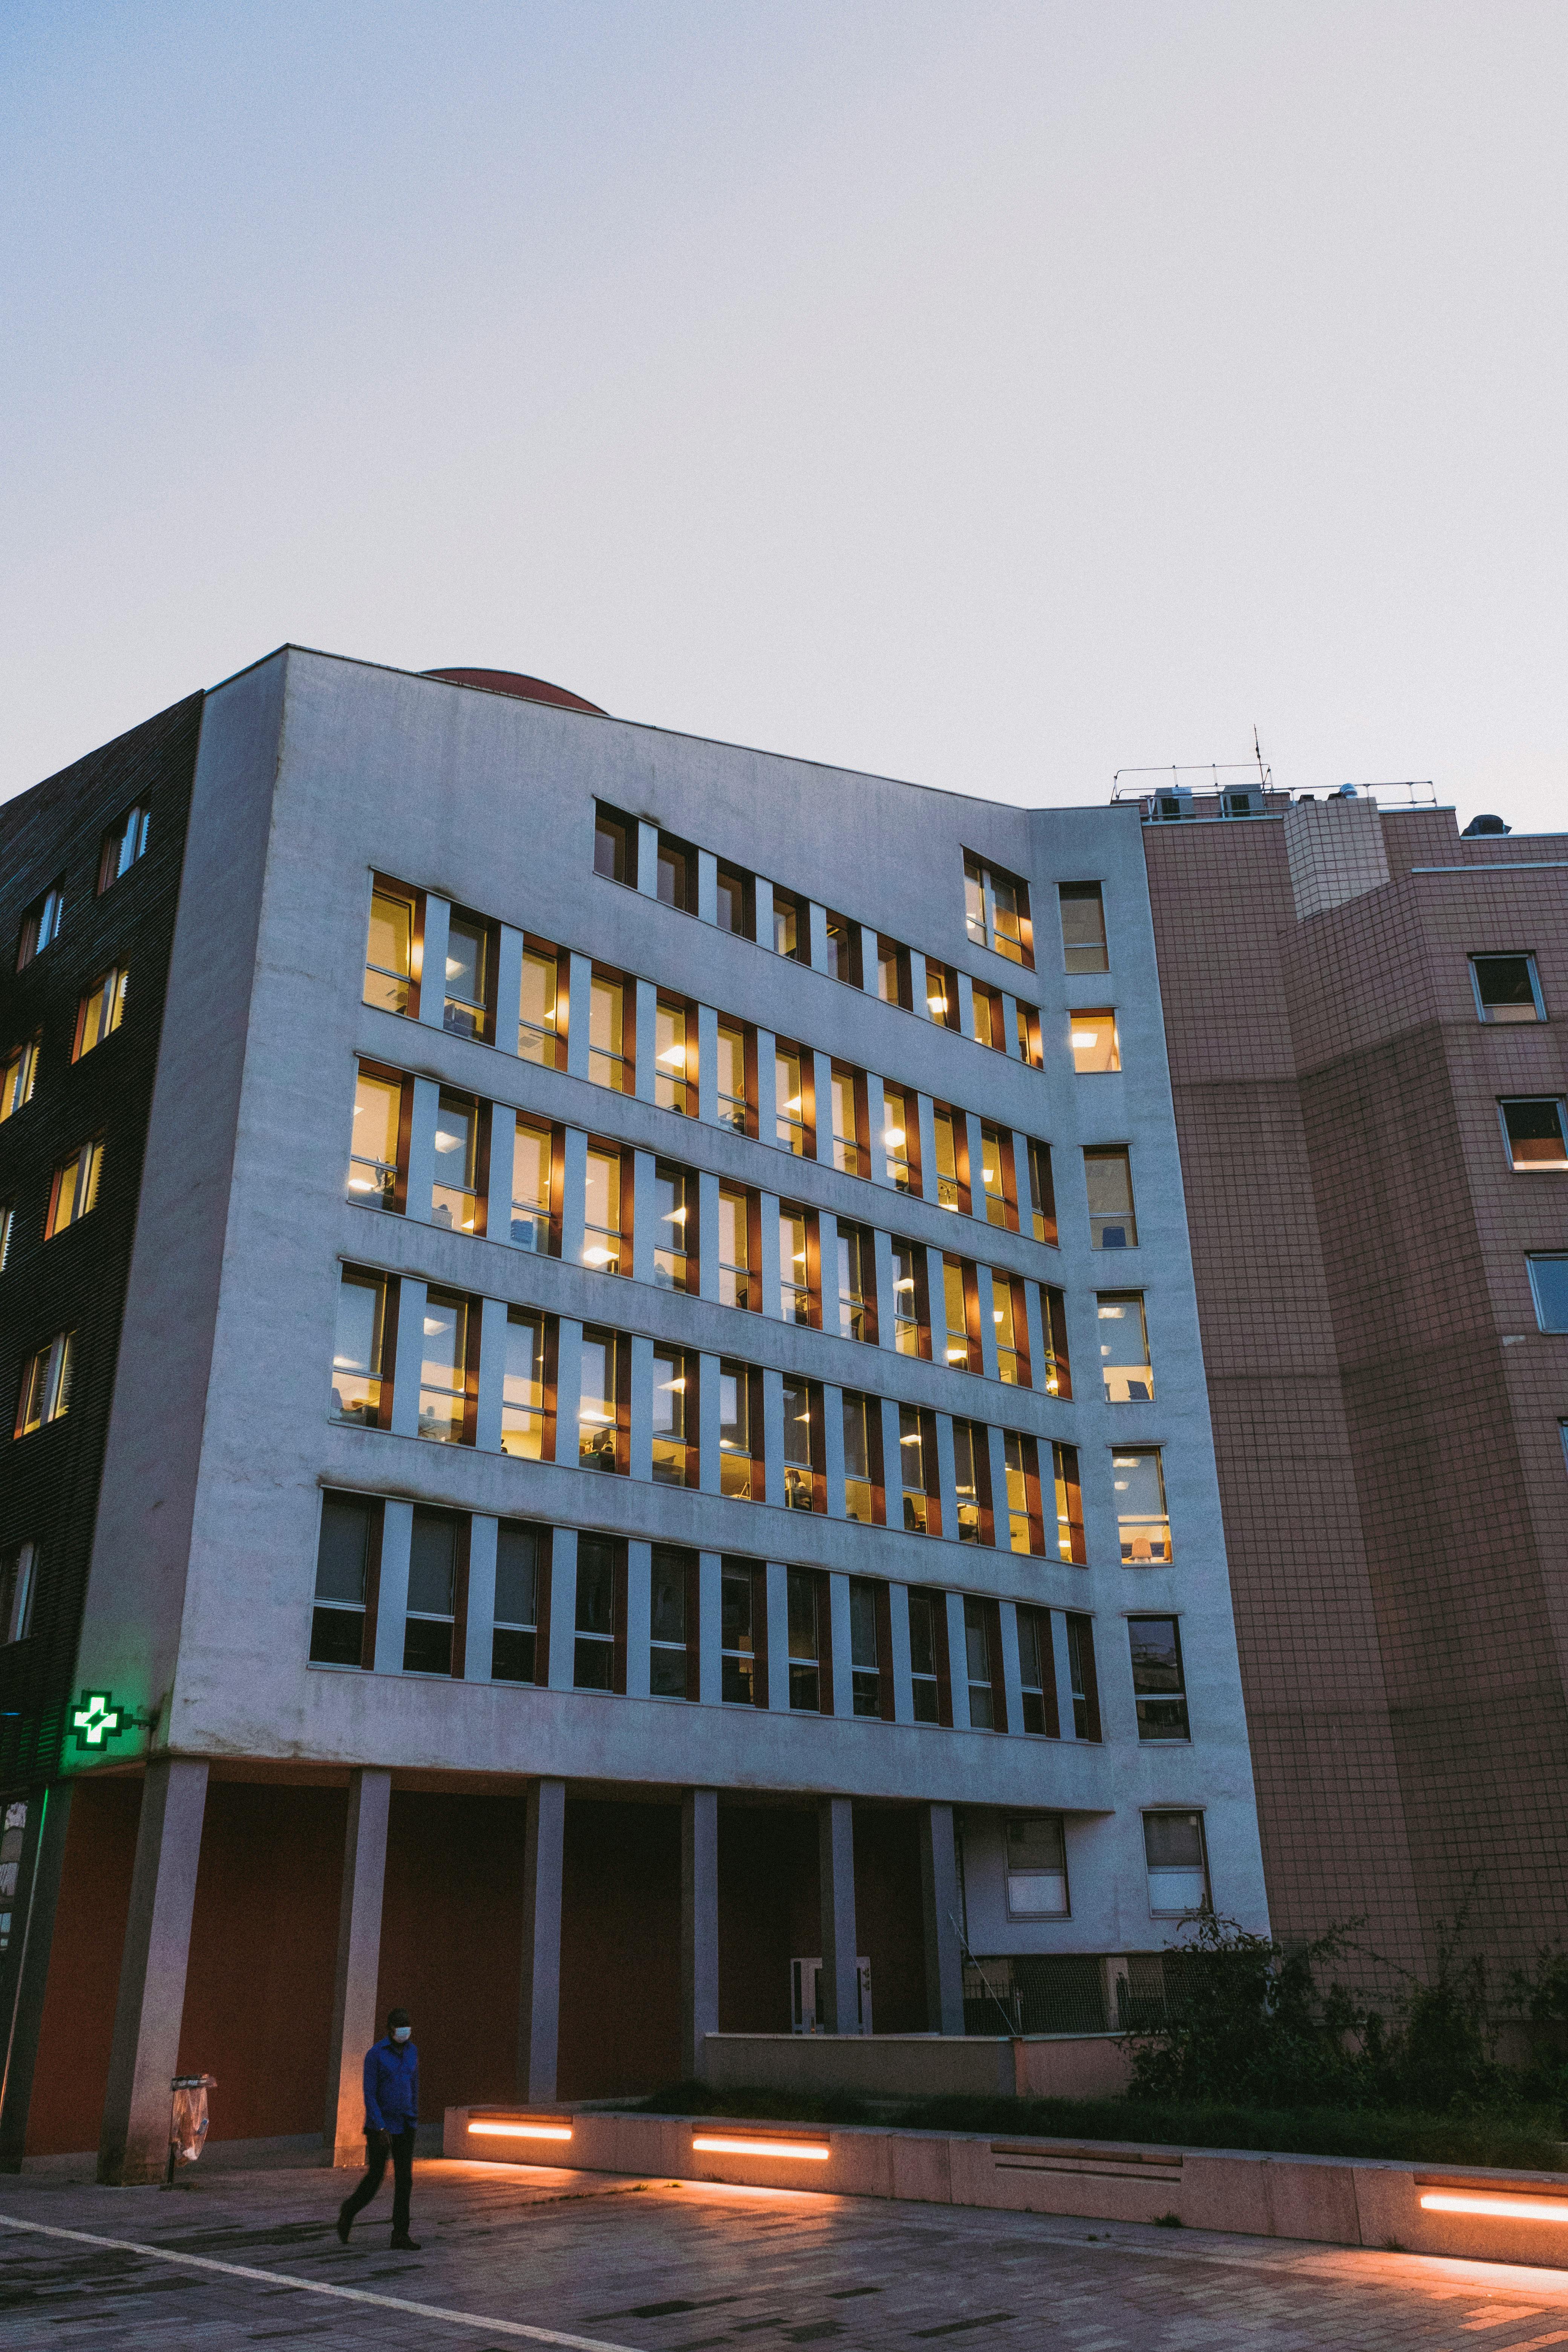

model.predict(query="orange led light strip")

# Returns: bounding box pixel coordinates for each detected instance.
[691,2134,830,2162]
[1419,2192,1568,2223]
[468,2121,574,2142]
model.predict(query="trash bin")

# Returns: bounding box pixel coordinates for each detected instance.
[166,2074,217,2182]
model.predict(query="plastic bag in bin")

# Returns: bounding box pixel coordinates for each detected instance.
[170,2074,217,2164]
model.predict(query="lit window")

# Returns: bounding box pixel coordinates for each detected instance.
[657,833,697,914]
[926,960,961,1027]
[1059,882,1107,973]
[0,1202,11,1272]
[971,984,1005,1051]
[720,1361,758,1499]
[964,1597,997,1727]
[963,853,1031,966]
[992,1276,1024,1385]
[404,1506,460,1675]
[1500,1098,1568,1171]
[0,1540,37,1644]
[881,1084,916,1192]
[1528,1255,1568,1333]
[652,1346,692,1485]
[891,1239,925,1357]
[836,1224,873,1341]
[779,1205,815,1325]
[98,804,151,892]
[578,1329,622,1472]
[593,804,635,885]
[348,1068,404,1210]
[1066,1613,1099,1738]
[653,1161,695,1291]
[650,1545,695,1697]
[518,944,564,1067]
[952,1420,987,1544]
[44,1139,103,1237]
[1053,1444,1085,1562]
[418,1290,471,1444]
[583,1146,624,1274]
[933,1105,965,1212]
[1015,1004,1044,1067]
[830,1065,865,1175]
[715,1020,751,1133]
[1003,1431,1041,1554]
[877,937,910,1007]
[74,968,128,1060]
[849,1579,884,1717]
[1130,1617,1189,1740]
[899,1405,936,1533]
[1070,1010,1120,1074]
[775,1042,810,1155]
[721,1560,759,1702]
[978,1124,1014,1228]
[787,1568,822,1709]
[0,1038,40,1123]
[1471,953,1544,1023]
[1040,1285,1071,1397]
[842,1391,878,1524]
[1026,1138,1056,1245]
[1115,1449,1170,1564]
[942,1256,977,1370]
[310,1493,373,1668]
[364,883,417,1015]
[1098,1293,1152,1401]
[432,1092,481,1233]
[717,1185,755,1309]
[330,1270,387,1426]
[782,1375,819,1512]
[908,1590,945,1723]
[588,973,631,1092]
[15,1332,73,1437]
[16,882,65,971]
[492,1522,540,1683]
[1084,1146,1136,1248]
[1006,1816,1067,1916]
[715,864,752,937]
[1144,1811,1208,1917]
[656,999,692,1114]
[511,1121,554,1252]
[573,1535,620,1689]
[1016,1608,1055,1736]
[501,1309,551,1459]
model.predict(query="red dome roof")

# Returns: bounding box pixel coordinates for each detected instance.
[421,668,606,715]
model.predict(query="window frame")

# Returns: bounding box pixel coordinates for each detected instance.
[329,1266,396,1430]
[97,803,152,894]
[1527,1254,1568,1334]
[1058,881,1108,974]
[14,1330,74,1438]
[1499,1097,1568,1172]
[0,1036,41,1124]
[72,966,129,1061]
[309,1491,382,1670]
[593,802,637,888]
[1129,1613,1191,1741]
[518,934,567,1068]
[1004,1813,1069,1917]
[16,880,66,973]
[491,1519,548,1685]
[963,851,1034,968]
[364,874,424,1020]
[43,1136,104,1240]
[651,1343,698,1488]
[501,1306,556,1462]
[1470,952,1545,1024]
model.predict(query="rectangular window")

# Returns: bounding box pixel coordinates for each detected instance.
[774,1040,811,1155]
[978,1124,1016,1229]
[511,1120,555,1252]
[432,1091,482,1234]
[717,1185,756,1309]
[932,1105,968,1213]
[1472,952,1544,1023]
[1116,1449,1170,1564]
[98,803,151,892]
[588,972,632,1092]
[653,1160,695,1291]
[652,1346,694,1486]
[364,880,419,1016]
[992,1274,1026,1386]
[716,863,753,938]
[715,1020,753,1134]
[501,1308,552,1460]
[1066,1612,1100,1739]
[964,1597,1000,1729]
[1026,1138,1057,1245]
[574,1534,622,1689]
[836,1223,874,1342]
[926,959,961,1028]
[1040,1285,1071,1398]
[15,1331,72,1437]
[518,940,565,1066]
[310,1493,375,1668]
[492,1521,541,1683]
[941,1256,980,1372]
[963,853,1032,966]
[849,1578,886,1717]
[890,1239,928,1358]
[823,910,861,986]
[830,1064,866,1175]
[593,803,635,886]
[719,1360,758,1499]
[649,1544,696,1697]
[877,937,911,1008]
[1059,882,1108,973]
[782,1376,821,1512]
[880,1084,917,1193]
[773,888,809,961]
[842,1390,881,1524]
[17,880,65,971]
[655,997,694,1114]
[952,1419,991,1545]
[1528,1254,1568,1333]
[1015,1003,1044,1067]
[721,1559,762,1703]
[1006,1815,1067,1916]
[583,1144,626,1274]
[74,967,129,1060]
[1053,1444,1086,1563]
[443,911,492,1042]
[908,1588,948,1724]
[1071,1009,1120,1074]
[578,1328,624,1473]
[0,1037,40,1124]
[0,1540,37,1644]
[1145,1811,1208,1916]
[1099,1293,1152,1401]
[0,1201,11,1271]
[1085,1146,1137,1248]
[419,1289,472,1444]
[657,832,698,914]
[779,1204,817,1325]
[348,1066,406,1211]
[971,983,1006,1052]
[786,1566,822,1709]
[899,1404,939,1534]
[44,1138,103,1238]
[404,1505,462,1675]
[1501,1098,1568,1171]
[1003,1431,1043,1555]
[1130,1616,1190,1740]
[1016,1606,1057,1736]
[331,1269,389,1427]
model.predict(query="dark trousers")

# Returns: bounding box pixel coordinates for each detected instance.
[341,2126,415,2236]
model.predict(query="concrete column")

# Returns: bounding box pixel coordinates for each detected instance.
[547,1529,578,1689]
[466,1515,499,1682]
[765,1562,790,1713]
[697,1352,722,1496]
[945,1591,972,1730]
[696,1002,719,1126]
[760,1368,785,1508]
[628,1335,655,1485]
[753,876,775,949]
[853,922,878,994]
[817,1795,859,2035]
[633,977,659,1106]
[417,896,451,1032]
[888,1585,914,1725]
[871,1228,897,1353]
[624,1540,652,1700]
[696,849,719,926]
[518,1778,567,2103]
[975,1264,1001,1382]
[406,1076,439,1226]
[488,1107,518,1247]
[999,991,1021,1060]
[807,901,829,973]
[98,1758,210,2184]
[998,1600,1025,1734]
[696,1174,722,1303]
[0,1781,74,2171]
[698,1552,723,1703]
[916,1093,940,1204]
[565,953,594,1082]
[635,820,660,897]
[1022,1281,1049,1394]
[681,1787,720,2079]
[810,1050,835,1164]
[1051,1607,1078,1740]
[817,1209,841,1339]
[963,1112,986,1217]
[955,971,976,1039]
[373,1501,414,1675]
[476,1296,509,1453]
[908,948,931,1022]
[631,1149,658,1285]
[757,1190,782,1323]
[755,1030,778,1149]
[387,1282,427,1441]
[985,1425,1010,1546]
[323,1766,392,2165]
[865,1072,889,1188]
[495,923,525,1057]
[919,1803,966,2035]
[822,1383,847,1519]
[558,1128,589,1268]
[933,1412,960,1548]
[827,1572,854,1720]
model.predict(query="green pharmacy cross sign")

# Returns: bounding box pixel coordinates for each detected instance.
[71,1690,130,1752]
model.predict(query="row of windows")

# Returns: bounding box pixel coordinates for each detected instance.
[0,1137,106,1272]
[14,804,150,973]
[308,1493,1191,1742]
[0,966,128,1133]
[331,1266,1174,1562]
[1000,1813,1212,1924]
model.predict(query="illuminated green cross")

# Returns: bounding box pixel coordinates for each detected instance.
[71,1691,124,1750]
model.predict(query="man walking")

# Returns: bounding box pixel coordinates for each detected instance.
[337,2006,421,2249]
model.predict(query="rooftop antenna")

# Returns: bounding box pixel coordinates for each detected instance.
[1253,725,1266,785]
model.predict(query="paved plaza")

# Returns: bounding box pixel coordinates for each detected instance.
[4,2155,1568,2352]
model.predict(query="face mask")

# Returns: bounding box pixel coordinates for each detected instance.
[391,2027,411,2044]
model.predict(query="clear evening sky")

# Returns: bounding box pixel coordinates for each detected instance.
[4,3,1565,833]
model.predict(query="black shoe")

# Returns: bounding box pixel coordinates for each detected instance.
[335,2205,352,2245]
[390,2233,421,2250]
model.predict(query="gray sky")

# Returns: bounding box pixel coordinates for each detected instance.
[5,2,1565,832]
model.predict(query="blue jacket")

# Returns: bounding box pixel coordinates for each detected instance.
[363,2036,419,2133]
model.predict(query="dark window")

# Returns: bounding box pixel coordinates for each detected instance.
[311,1493,373,1667]
[1066,1612,1100,1740]
[823,910,861,986]
[849,1578,882,1718]
[1501,1098,1568,1171]
[786,1567,822,1709]
[0,1539,36,1644]
[721,1559,760,1703]
[908,1589,946,1724]
[1145,1810,1209,1916]
[492,1521,539,1683]
[594,803,636,886]
[1472,954,1544,1023]
[1059,882,1108,973]
[657,832,698,914]
[772,888,809,961]
[403,1507,459,1675]
[650,1544,695,1698]
[17,880,65,972]
[964,1597,996,1729]
[715,863,753,938]
[1017,1606,1057,1736]
[98,804,152,892]
[1130,1616,1189,1740]
[1005,1816,1068,1916]
[574,1535,620,1689]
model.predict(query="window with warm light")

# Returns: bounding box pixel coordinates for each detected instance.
[849,1579,885,1717]
[15,1332,72,1438]
[787,1568,822,1709]
[942,1256,978,1372]
[715,1019,752,1133]
[511,1121,554,1252]
[1017,1607,1056,1735]
[588,972,631,1092]
[1040,1285,1071,1398]
[0,1201,12,1273]
[652,1347,693,1485]
[881,1084,916,1192]
[721,1559,761,1703]
[573,1534,620,1689]
[773,888,808,961]
[1067,1613,1100,1738]
[16,881,65,972]
[44,1138,103,1238]
[74,967,128,1060]
[655,998,693,1113]
[518,942,564,1066]
[330,1270,388,1427]
[717,1185,755,1309]
[1501,1098,1568,1171]
[830,1064,865,1175]
[578,1329,623,1473]
[432,1092,482,1233]
[348,1067,404,1210]
[653,1161,695,1291]
[1070,1010,1120,1074]
[443,913,490,1041]
[1084,1146,1136,1248]
[1130,1617,1189,1740]
[836,1223,874,1341]
[657,832,698,914]
[779,1204,816,1325]
[98,802,151,893]
[1003,1431,1043,1554]
[1015,1003,1044,1067]
[978,1124,1015,1229]
[310,1493,374,1668]
[952,1420,988,1544]
[1099,1293,1152,1401]
[1471,952,1544,1023]
[1144,1810,1208,1915]
[775,1041,810,1155]
[1115,1448,1170,1563]
[501,1309,551,1459]
[1026,1138,1057,1245]
[992,1275,1026,1385]
[842,1391,879,1524]
[492,1522,541,1682]
[650,1545,696,1696]
[782,1375,820,1512]
[963,853,1031,966]
[418,1291,472,1444]
[926,960,961,1028]
[593,804,635,886]
[971,983,1005,1052]
[583,1146,625,1274]
[908,1589,946,1723]
[1059,882,1108,973]
[0,1037,40,1124]
[364,883,418,1015]
[932,1104,966,1212]
[890,1239,927,1357]
[1053,1444,1085,1562]
[876,936,911,1008]
[404,1506,461,1675]
[899,1405,938,1534]
[719,1361,758,1498]
[1006,1816,1067,1916]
